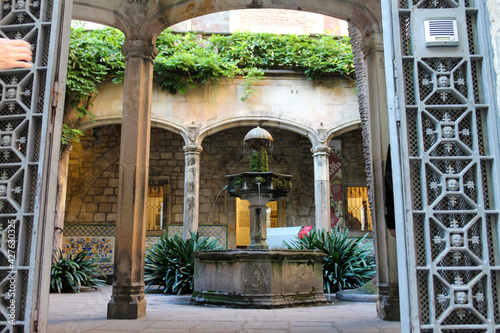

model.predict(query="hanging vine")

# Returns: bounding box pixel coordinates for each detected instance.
[65,27,354,144]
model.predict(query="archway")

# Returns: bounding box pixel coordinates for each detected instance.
[0,0,393,329]
[67,1,394,323]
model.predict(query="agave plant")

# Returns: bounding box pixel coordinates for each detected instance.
[285,228,376,293]
[50,250,106,293]
[144,231,225,295]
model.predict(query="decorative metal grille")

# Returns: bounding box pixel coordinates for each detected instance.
[393,0,500,330]
[0,0,62,331]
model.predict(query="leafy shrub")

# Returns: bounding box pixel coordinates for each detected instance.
[50,250,106,293]
[285,228,376,293]
[144,231,225,295]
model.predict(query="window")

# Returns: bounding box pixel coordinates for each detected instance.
[146,182,171,232]
[235,198,286,247]
[345,186,372,231]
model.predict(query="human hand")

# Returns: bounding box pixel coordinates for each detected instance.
[0,38,33,70]
[388,229,396,238]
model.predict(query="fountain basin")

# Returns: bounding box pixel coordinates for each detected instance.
[225,172,292,199]
[191,250,327,308]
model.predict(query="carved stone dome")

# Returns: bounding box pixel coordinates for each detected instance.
[243,126,273,142]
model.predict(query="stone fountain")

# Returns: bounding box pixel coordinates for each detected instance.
[191,127,326,308]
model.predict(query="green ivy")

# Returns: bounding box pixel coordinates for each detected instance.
[65,27,354,142]
[64,26,125,146]
[208,32,354,79]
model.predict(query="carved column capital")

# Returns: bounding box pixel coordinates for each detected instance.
[183,145,203,155]
[311,145,331,157]
[122,39,158,63]
[363,32,384,56]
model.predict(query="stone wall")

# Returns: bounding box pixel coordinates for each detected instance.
[148,129,186,224]
[65,126,365,233]
[169,10,346,36]
[234,10,327,34]
[87,74,359,140]
[200,127,316,227]
[65,125,121,224]
[339,129,367,185]
[65,126,186,225]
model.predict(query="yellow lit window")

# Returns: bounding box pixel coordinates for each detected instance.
[345,186,372,231]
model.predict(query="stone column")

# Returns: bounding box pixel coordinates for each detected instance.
[183,144,203,239]
[53,148,71,254]
[107,39,157,320]
[364,32,400,321]
[311,145,331,231]
[245,194,273,250]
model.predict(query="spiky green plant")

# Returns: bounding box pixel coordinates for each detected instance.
[144,231,225,295]
[285,228,376,293]
[50,250,106,293]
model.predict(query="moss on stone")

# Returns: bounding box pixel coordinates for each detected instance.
[249,147,269,172]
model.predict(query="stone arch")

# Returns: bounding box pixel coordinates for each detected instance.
[78,118,190,147]
[65,122,187,224]
[72,0,382,40]
[325,122,362,144]
[151,120,189,144]
[197,117,316,147]
[78,119,121,131]
[198,117,362,148]
[198,124,319,233]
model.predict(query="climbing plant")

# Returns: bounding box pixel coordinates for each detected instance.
[65,26,354,142]
[64,26,124,146]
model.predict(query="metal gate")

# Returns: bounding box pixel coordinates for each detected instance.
[383,0,500,331]
[0,0,70,331]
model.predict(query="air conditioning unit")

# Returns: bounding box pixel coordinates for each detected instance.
[424,18,459,47]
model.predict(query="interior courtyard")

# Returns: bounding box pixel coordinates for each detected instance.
[1,0,500,332]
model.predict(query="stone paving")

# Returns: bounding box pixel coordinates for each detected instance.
[48,286,401,333]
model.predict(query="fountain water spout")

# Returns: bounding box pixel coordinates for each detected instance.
[207,185,227,224]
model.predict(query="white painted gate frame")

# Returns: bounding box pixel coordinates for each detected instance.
[382,0,500,331]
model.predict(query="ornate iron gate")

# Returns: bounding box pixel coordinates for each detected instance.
[0,0,69,331]
[385,0,500,331]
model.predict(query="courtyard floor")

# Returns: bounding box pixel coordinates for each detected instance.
[48,285,401,333]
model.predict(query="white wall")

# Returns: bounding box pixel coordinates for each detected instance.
[84,74,360,141]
